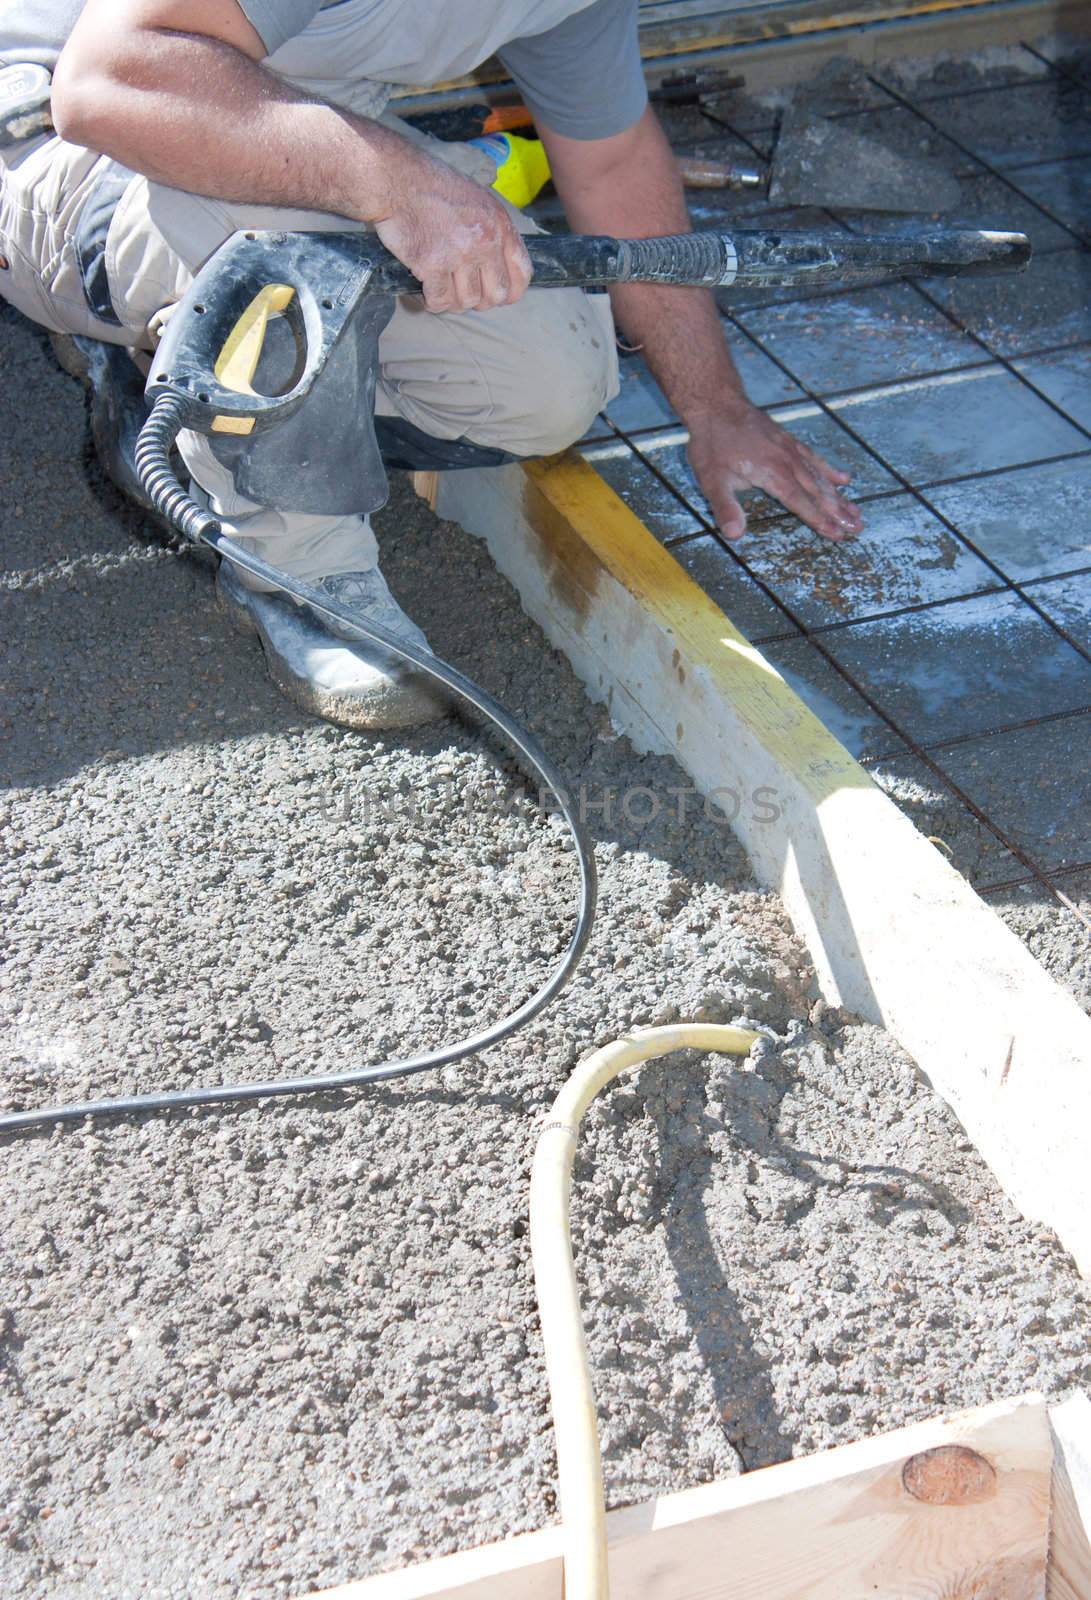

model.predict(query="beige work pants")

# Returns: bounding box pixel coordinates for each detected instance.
[0,120,619,579]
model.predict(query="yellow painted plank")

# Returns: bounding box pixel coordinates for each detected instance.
[521,452,872,803]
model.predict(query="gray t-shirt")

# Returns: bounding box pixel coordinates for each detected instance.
[0,0,84,71]
[0,0,647,140]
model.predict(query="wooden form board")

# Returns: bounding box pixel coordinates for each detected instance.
[388,0,1090,109]
[628,0,1091,98]
[630,0,1036,61]
[419,456,1091,1277]
[303,1394,1059,1598]
[1048,1394,1091,1600]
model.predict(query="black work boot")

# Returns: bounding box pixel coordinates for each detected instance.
[51,332,161,515]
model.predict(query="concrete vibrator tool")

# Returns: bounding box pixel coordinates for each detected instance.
[137,223,1030,525]
[0,219,1030,1134]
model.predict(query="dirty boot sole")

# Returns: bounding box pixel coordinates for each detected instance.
[215,560,448,732]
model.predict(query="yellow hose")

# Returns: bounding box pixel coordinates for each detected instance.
[529,1023,760,1600]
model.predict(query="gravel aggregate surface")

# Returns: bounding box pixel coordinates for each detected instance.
[3,301,1090,1599]
[987,876,1091,1017]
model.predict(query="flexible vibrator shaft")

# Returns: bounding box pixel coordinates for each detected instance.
[140,222,1031,445]
[382,223,1031,292]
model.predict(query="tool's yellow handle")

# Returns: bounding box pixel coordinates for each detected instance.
[211,283,295,435]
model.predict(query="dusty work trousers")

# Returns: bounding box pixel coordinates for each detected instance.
[0,119,619,580]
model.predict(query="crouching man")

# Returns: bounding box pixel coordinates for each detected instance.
[0,0,861,728]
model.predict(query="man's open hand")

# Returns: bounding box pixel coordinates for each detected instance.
[687,405,865,543]
[375,148,532,315]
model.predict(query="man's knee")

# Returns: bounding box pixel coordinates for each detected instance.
[378,282,618,459]
[504,289,619,455]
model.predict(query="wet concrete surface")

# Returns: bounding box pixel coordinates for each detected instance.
[936,714,1091,872]
[669,536,800,644]
[734,283,984,394]
[929,168,1075,251]
[997,155,1091,244]
[756,638,908,761]
[925,457,1091,582]
[1039,31,1091,85]
[604,339,803,431]
[724,493,1000,628]
[1016,344,1091,432]
[578,437,702,543]
[828,365,1087,482]
[869,753,1024,888]
[1027,569,1091,653]
[923,248,1091,354]
[879,42,1050,100]
[922,79,1091,170]
[701,61,896,147]
[820,590,1091,744]
[572,34,1091,1013]
[601,354,681,434]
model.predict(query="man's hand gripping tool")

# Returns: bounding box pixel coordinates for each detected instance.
[137,221,1031,541]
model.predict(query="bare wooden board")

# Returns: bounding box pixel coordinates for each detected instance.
[303,1394,1051,1599]
[390,1,1091,124]
[388,0,1065,102]
[419,456,1091,1276]
[1048,1393,1091,1600]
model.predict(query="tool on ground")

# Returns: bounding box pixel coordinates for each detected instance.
[0,217,1030,1134]
[417,85,955,209]
[676,153,766,190]
[673,107,963,209]
[0,62,953,213]
[410,105,764,195]
[767,100,963,212]
[475,130,764,200]
[532,1023,759,1600]
[481,103,536,134]
[418,67,746,133]
[650,67,747,107]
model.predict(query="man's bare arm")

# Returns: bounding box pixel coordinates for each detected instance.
[51,0,531,312]
[542,108,863,543]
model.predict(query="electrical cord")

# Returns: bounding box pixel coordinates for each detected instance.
[0,396,597,1134]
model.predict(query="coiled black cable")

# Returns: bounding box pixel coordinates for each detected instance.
[0,396,597,1134]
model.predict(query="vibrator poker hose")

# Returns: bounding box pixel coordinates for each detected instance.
[531,1022,760,1600]
[0,395,598,1135]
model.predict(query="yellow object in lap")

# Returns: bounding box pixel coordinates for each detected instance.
[468,132,552,209]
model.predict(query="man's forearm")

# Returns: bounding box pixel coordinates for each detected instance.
[52,25,406,224]
[609,281,750,428]
[543,106,862,542]
[50,5,533,312]
[543,108,749,427]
